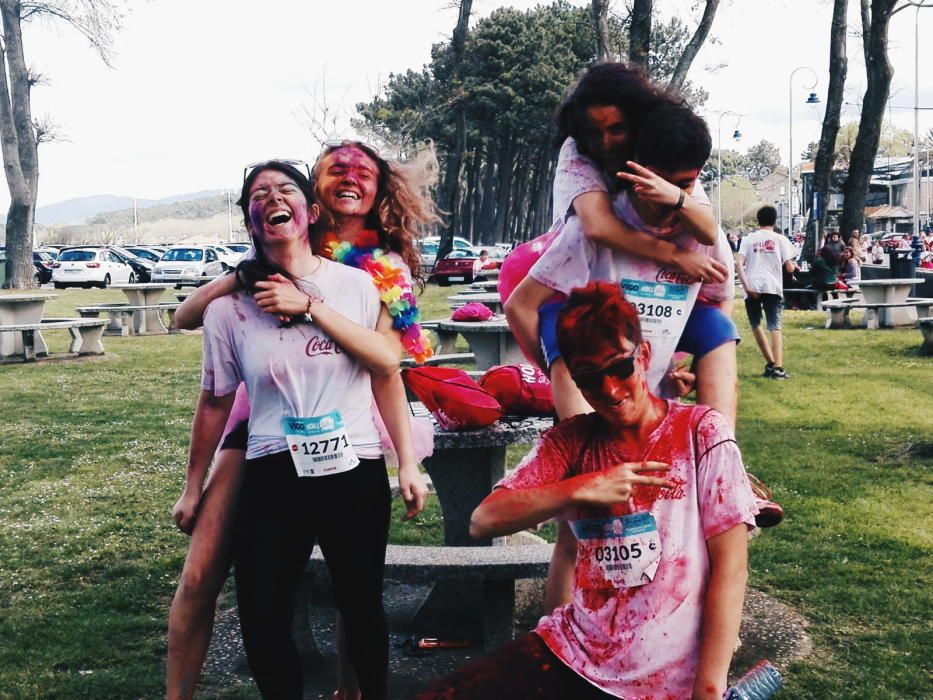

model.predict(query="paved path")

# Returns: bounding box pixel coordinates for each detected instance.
[200,582,812,698]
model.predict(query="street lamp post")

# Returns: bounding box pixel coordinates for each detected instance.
[788,66,820,253]
[716,111,744,230]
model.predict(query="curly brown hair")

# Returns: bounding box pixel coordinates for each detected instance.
[312,141,442,281]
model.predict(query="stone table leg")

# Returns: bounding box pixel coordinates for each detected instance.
[422,445,506,547]
[414,445,508,643]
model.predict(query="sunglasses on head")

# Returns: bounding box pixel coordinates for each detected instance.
[243,159,312,184]
[571,354,637,393]
[322,139,381,160]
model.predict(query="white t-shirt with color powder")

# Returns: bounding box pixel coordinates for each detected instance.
[201,258,383,460]
[497,402,758,699]
[737,229,797,298]
[529,190,733,392]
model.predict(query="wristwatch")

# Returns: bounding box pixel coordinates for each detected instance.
[303,294,314,324]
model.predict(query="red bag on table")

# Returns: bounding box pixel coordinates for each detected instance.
[451,302,494,322]
[479,363,555,416]
[402,366,503,431]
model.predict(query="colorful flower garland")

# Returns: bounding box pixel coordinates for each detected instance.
[319,231,434,364]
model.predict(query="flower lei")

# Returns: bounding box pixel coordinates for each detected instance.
[319,231,434,364]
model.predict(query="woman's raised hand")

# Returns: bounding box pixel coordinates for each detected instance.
[616,161,683,208]
[253,273,313,317]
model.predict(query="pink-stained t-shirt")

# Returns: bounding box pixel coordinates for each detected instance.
[201,258,383,460]
[497,402,757,699]
[529,191,732,392]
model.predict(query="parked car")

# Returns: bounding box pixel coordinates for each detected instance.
[225,243,252,256]
[210,244,243,270]
[122,246,164,263]
[52,247,137,288]
[417,240,439,275]
[33,250,56,285]
[433,249,501,286]
[38,244,69,259]
[151,245,225,286]
[110,246,156,283]
[422,235,478,254]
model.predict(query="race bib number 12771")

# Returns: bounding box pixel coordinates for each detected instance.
[281,410,360,478]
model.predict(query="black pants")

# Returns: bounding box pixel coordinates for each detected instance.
[234,452,391,700]
[415,633,614,699]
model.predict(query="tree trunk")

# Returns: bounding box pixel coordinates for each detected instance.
[436,0,472,262]
[478,145,498,239]
[808,0,848,261]
[667,0,720,93]
[841,0,898,236]
[491,135,515,244]
[0,0,39,288]
[592,0,610,62]
[628,0,652,69]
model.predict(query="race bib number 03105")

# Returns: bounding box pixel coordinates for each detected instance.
[281,410,360,478]
[570,512,662,588]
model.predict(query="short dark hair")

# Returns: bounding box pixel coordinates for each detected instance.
[633,101,711,172]
[553,62,667,156]
[757,205,778,226]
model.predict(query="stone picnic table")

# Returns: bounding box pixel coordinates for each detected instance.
[857,278,924,326]
[0,292,56,358]
[393,403,553,641]
[110,283,171,334]
[436,316,523,370]
[303,403,554,648]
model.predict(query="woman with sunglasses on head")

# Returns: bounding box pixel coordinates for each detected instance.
[167,147,439,700]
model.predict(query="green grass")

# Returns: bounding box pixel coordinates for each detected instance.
[0,285,931,698]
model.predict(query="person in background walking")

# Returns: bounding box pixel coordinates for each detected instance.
[735,205,797,380]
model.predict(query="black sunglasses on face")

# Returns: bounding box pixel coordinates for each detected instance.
[571,355,637,393]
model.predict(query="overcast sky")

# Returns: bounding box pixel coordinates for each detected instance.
[12,0,933,210]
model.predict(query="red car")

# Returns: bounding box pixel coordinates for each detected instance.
[433,250,500,286]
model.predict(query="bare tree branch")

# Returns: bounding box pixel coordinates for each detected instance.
[668,0,720,93]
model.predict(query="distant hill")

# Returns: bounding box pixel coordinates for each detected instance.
[21,189,226,226]
[33,191,249,247]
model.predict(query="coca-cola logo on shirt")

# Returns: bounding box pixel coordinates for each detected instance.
[656,268,698,285]
[305,335,342,358]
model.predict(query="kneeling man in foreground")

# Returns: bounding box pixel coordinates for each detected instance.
[418,281,758,700]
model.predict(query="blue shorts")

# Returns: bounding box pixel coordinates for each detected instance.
[676,301,740,357]
[538,299,738,368]
[744,294,784,331]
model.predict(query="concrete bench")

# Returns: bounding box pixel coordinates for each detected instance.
[76,302,181,335]
[0,318,107,361]
[300,541,554,651]
[421,319,459,354]
[920,317,933,355]
[822,300,926,330]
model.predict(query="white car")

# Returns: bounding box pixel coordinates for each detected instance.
[52,247,137,288]
[417,240,438,274]
[210,245,243,270]
[151,246,225,286]
[422,235,478,255]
